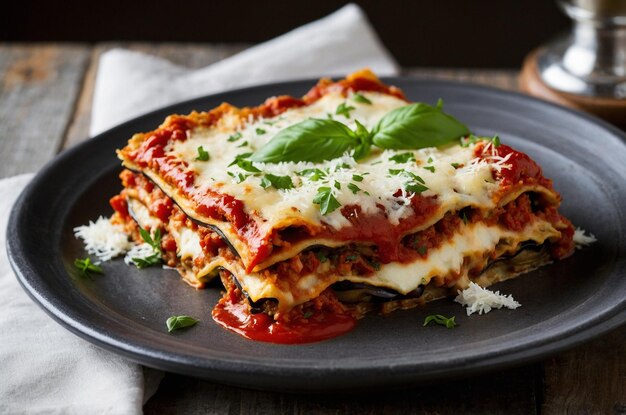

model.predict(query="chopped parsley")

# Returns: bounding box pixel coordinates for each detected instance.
[451,162,461,168]
[313,187,341,215]
[227,132,242,142]
[333,180,341,190]
[255,128,266,135]
[298,168,327,182]
[423,166,435,173]
[423,314,457,329]
[74,257,102,278]
[195,146,210,161]
[335,102,355,118]
[389,152,416,164]
[132,227,162,269]
[352,174,364,182]
[460,134,483,148]
[347,183,361,194]
[491,135,501,147]
[352,92,372,105]
[236,140,249,148]
[229,153,260,172]
[260,174,294,190]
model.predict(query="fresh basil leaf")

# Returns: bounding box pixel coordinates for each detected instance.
[260,174,294,190]
[313,187,341,215]
[352,92,372,105]
[351,119,372,160]
[195,146,210,161]
[166,315,199,332]
[372,102,469,150]
[250,118,357,163]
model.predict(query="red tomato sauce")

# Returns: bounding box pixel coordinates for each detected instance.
[212,280,357,344]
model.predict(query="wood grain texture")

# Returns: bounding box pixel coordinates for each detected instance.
[144,366,541,415]
[542,328,626,414]
[0,43,89,178]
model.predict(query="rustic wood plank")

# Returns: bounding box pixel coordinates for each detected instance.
[542,328,626,414]
[62,42,248,149]
[0,43,89,178]
[144,365,540,415]
[403,68,520,92]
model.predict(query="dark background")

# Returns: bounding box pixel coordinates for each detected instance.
[1,0,569,68]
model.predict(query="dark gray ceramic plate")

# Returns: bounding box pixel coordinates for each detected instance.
[7,79,626,391]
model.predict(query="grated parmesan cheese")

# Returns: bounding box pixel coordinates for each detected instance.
[123,243,156,265]
[73,216,132,262]
[454,282,521,316]
[573,227,597,249]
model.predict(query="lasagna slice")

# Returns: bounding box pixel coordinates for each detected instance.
[111,70,574,343]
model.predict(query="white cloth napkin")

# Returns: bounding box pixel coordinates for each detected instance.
[0,3,397,414]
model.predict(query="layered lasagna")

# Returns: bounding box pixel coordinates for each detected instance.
[110,70,575,343]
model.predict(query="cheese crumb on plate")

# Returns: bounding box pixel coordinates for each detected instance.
[455,282,521,316]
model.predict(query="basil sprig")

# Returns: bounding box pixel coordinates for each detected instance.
[250,101,469,163]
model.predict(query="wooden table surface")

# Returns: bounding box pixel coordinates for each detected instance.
[1,43,624,414]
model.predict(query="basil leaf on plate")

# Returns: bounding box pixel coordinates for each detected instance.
[371,102,469,150]
[166,315,199,332]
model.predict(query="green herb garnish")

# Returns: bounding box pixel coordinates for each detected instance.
[313,187,341,215]
[352,92,372,105]
[228,153,260,172]
[74,257,102,278]
[347,183,361,194]
[423,314,457,329]
[256,128,266,135]
[423,166,435,173]
[298,168,327,181]
[195,146,210,161]
[389,152,416,164]
[451,162,461,168]
[260,174,294,190]
[251,101,468,164]
[166,315,199,332]
[335,102,356,118]
[132,227,162,269]
[491,135,501,147]
[227,132,242,142]
[352,174,364,182]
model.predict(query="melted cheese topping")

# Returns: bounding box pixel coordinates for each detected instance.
[169,92,499,232]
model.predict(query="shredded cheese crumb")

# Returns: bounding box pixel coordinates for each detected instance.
[73,216,132,262]
[455,282,521,316]
[573,227,597,249]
